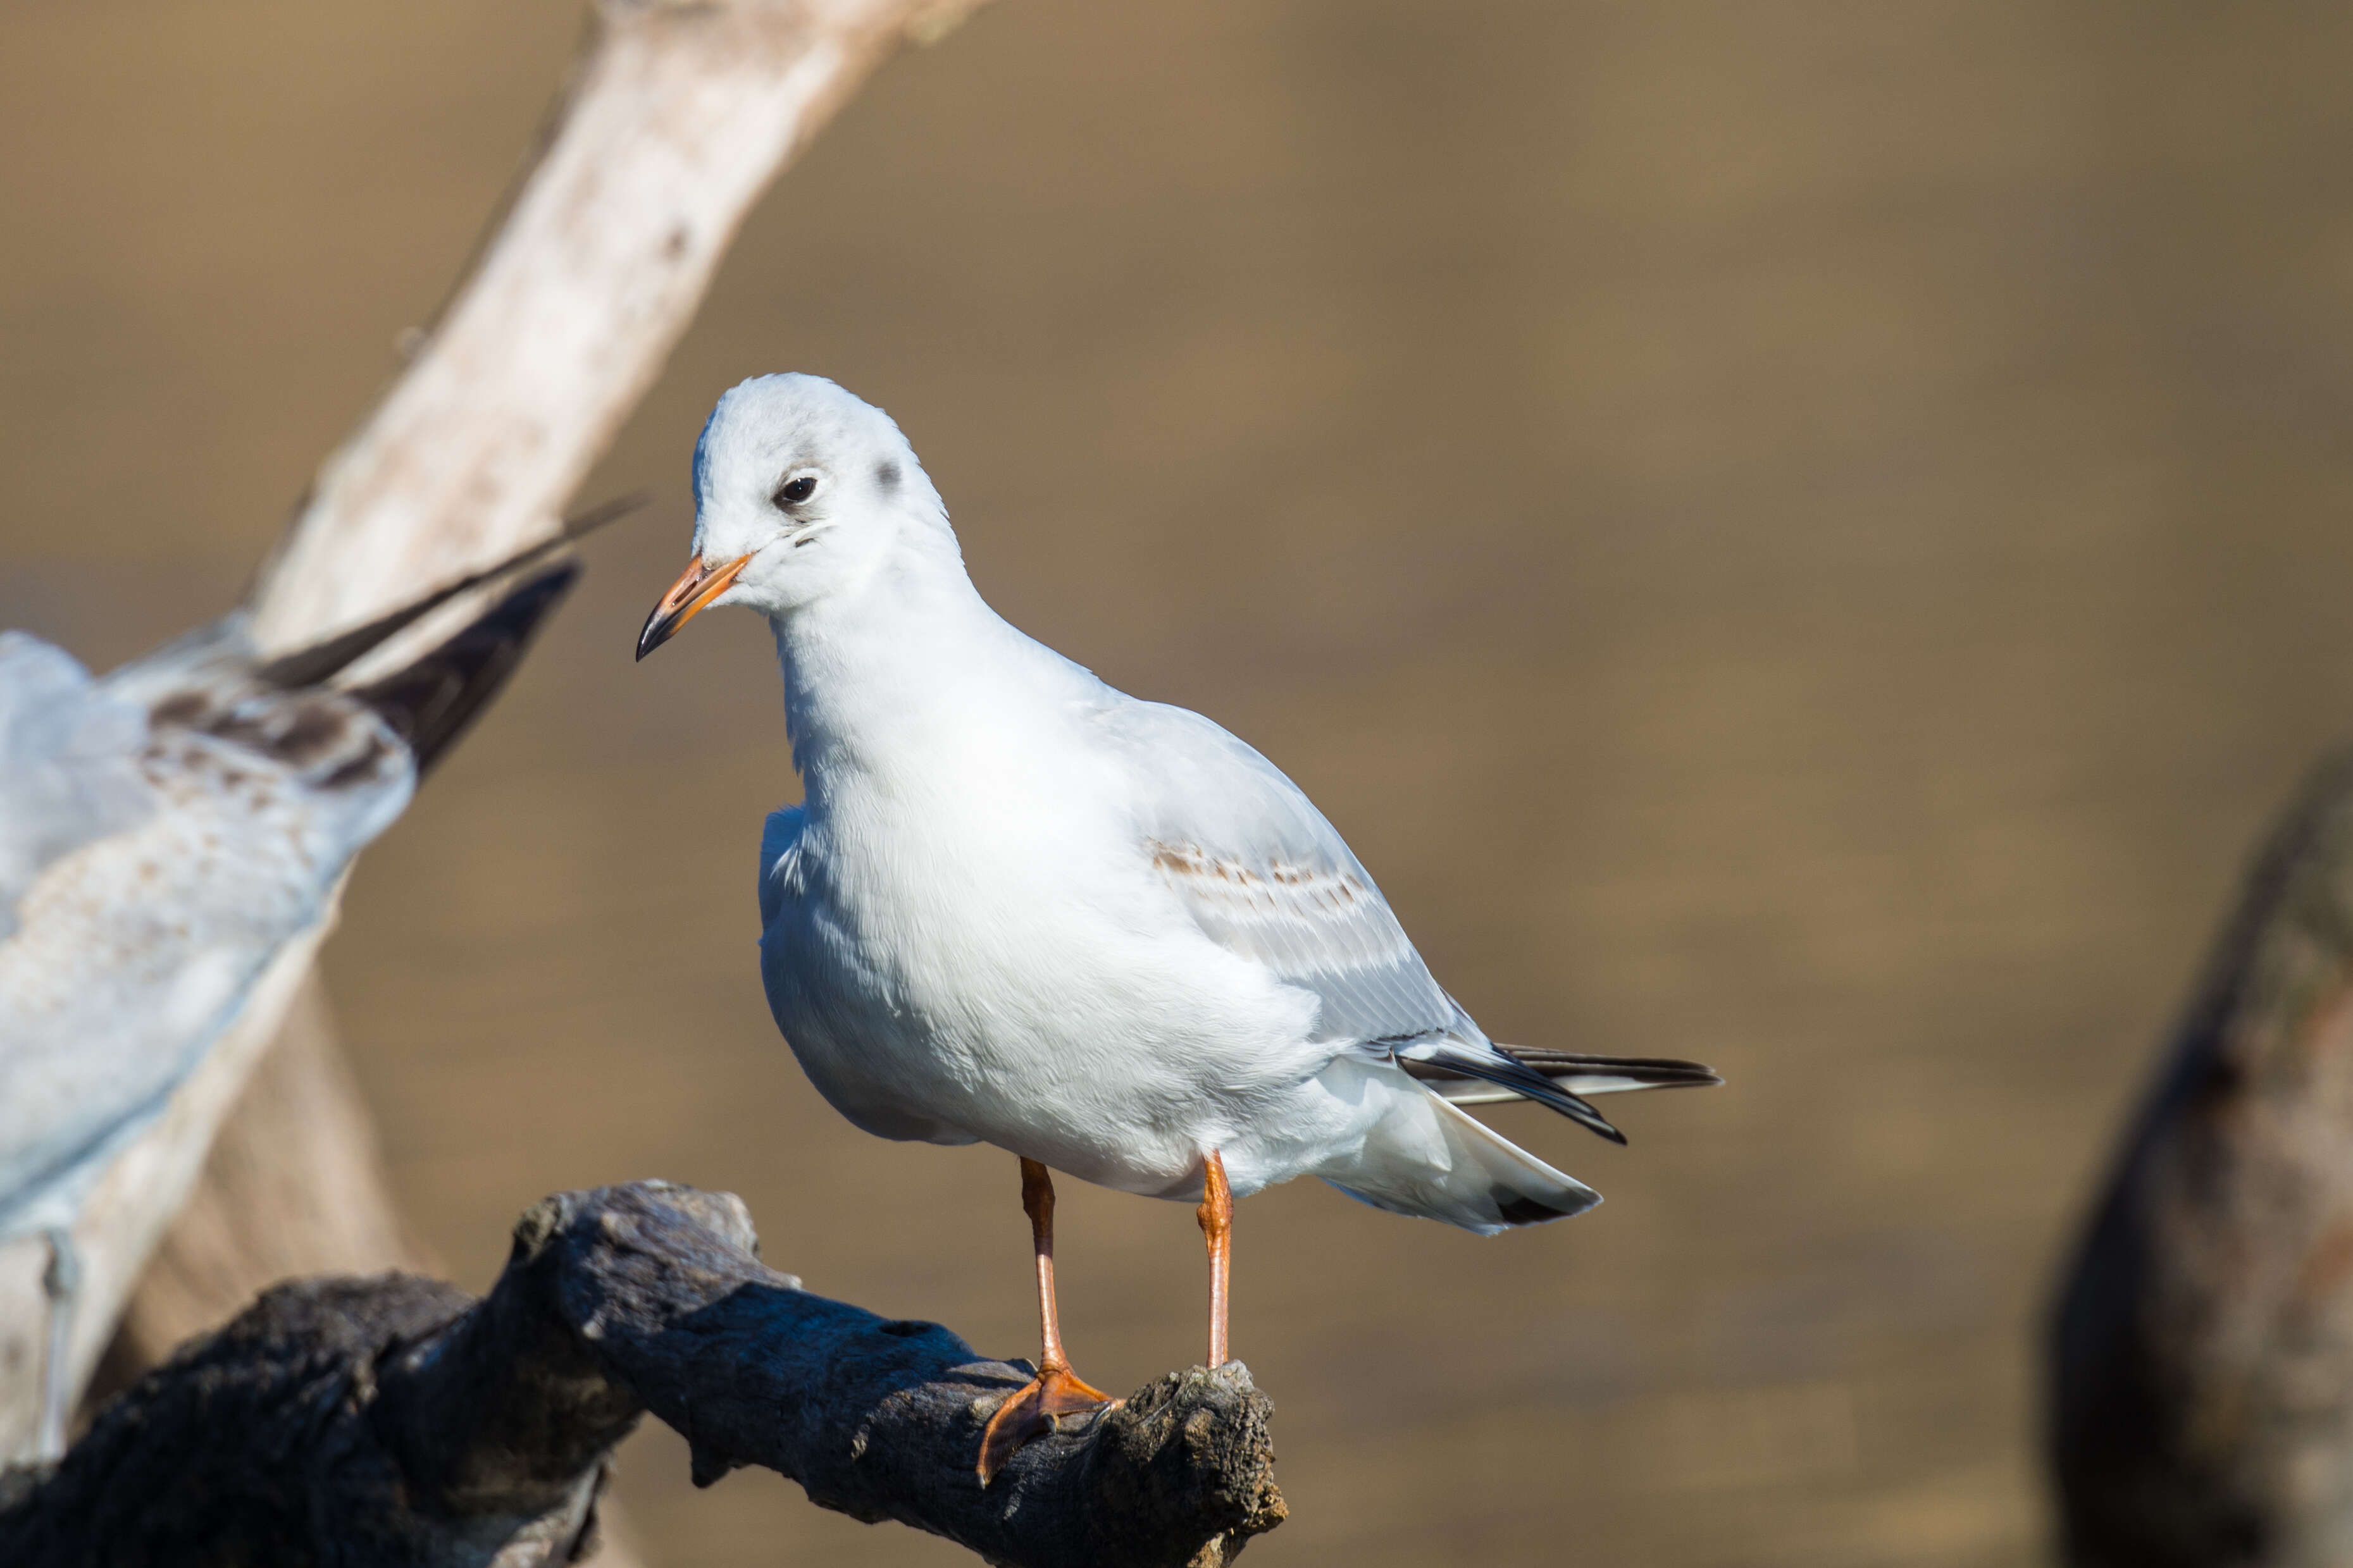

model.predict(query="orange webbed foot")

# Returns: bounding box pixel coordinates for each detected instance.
[977,1363,1118,1485]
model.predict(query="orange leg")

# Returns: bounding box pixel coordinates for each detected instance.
[1198,1150,1233,1367]
[978,1158,1116,1484]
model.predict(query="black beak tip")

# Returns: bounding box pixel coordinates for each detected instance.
[635,608,672,663]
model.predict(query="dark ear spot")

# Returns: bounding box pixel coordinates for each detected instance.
[875,459,901,492]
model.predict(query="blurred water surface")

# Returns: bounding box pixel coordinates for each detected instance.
[10,3,2353,1563]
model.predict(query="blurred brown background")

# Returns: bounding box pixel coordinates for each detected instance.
[9,2,2353,1563]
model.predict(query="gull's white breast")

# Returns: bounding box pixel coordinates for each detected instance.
[757,685,1340,1199]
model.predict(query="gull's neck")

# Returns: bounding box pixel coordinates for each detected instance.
[767,543,1072,799]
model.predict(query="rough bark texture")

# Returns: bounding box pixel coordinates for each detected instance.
[2051,749,2353,1565]
[0,1182,1285,1568]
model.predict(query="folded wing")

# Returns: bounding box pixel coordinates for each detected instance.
[1099,698,1717,1140]
[1102,698,1462,1047]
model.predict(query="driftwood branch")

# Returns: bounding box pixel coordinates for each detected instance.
[0,0,989,1467]
[2050,749,2353,1565]
[0,1182,1284,1568]
[249,0,984,653]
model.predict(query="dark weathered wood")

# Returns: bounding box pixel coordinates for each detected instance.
[0,1182,1284,1568]
[2050,749,2353,1566]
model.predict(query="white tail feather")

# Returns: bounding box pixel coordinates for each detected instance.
[1315,1068,1600,1235]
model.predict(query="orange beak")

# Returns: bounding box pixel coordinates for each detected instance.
[636,552,752,660]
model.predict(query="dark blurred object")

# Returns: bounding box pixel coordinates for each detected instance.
[2,1182,1282,1568]
[2051,750,2353,1565]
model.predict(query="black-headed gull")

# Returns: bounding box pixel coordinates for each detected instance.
[637,374,1717,1481]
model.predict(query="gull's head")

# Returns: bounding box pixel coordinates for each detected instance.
[636,373,948,658]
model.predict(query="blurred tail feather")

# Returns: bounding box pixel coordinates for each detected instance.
[354,564,578,774]
[254,493,641,690]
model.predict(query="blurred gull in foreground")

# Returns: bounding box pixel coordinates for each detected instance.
[637,373,1720,1481]
[0,558,579,1459]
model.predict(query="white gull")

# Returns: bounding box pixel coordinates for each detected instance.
[636,373,1717,1479]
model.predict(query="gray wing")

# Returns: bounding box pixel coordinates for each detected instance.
[0,624,416,1237]
[0,633,156,943]
[0,567,579,1238]
[1096,697,1642,1140]
[1095,698,1468,1047]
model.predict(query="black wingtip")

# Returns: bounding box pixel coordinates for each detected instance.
[1496,1049,1725,1090]
[255,493,645,691]
[1408,1046,1634,1143]
[1553,1089,1628,1144]
[354,562,580,775]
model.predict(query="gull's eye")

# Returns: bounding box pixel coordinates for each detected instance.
[774,474,818,508]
